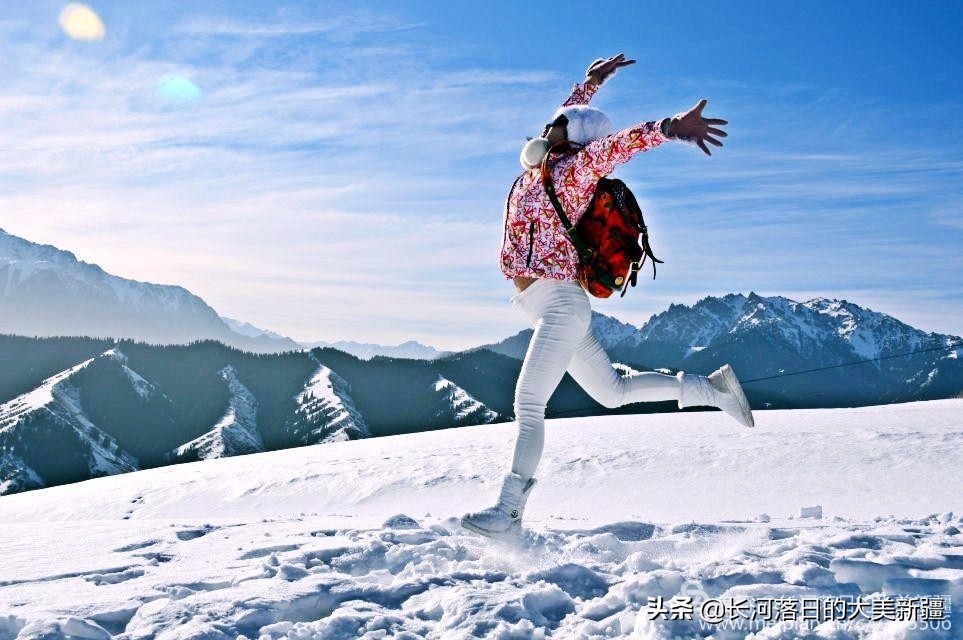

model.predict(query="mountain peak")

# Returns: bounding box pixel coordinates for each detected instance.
[305,339,446,361]
[636,292,962,372]
[0,228,80,265]
[0,229,300,353]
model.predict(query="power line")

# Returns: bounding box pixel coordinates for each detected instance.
[739,340,963,384]
[543,339,962,419]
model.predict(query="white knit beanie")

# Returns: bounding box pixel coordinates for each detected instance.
[553,104,614,144]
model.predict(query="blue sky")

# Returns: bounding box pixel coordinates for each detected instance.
[0,1,961,349]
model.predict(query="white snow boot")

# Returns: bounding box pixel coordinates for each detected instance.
[460,472,536,538]
[677,364,755,428]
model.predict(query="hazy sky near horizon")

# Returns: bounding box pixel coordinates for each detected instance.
[1,1,961,350]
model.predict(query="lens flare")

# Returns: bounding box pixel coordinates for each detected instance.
[157,75,202,104]
[58,3,106,41]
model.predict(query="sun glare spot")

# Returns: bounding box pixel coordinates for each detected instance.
[157,75,203,104]
[58,3,106,41]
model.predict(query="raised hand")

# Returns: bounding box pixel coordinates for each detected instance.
[667,99,728,156]
[585,53,636,86]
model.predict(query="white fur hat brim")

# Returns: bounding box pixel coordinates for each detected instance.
[553,104,614,144]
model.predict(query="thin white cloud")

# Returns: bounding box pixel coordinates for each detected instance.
[0,5,959,350]
[176,14,426,38]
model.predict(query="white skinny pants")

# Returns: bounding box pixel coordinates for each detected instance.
[509,278,681,481]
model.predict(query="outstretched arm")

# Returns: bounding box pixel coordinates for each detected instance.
[574,99,730,181]
[561,53,636,106]
[662,98,729,156]
[575,121,669,181]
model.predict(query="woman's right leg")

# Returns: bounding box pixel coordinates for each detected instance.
[510,282,591,480]
[461,280,590,536]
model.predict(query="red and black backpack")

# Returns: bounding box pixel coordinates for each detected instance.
[540,147,663,298]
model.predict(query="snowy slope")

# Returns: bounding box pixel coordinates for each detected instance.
[0,401,959,638]
[0,352,139,493]
[0,229,296,353]
[104,349,156,400]
[287,360,371,444]
[429,375,501,426]
[171,366,264,461]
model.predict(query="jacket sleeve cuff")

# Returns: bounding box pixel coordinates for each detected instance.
[660,116,699,147]
[561,82,600,107]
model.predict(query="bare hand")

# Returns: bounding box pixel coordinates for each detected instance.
[586,53,636,86]
[668,98,728,156]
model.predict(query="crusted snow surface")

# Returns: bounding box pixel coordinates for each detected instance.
[293,360,371,443]
[0,400,960,639]
[431,376,499,424]
[172,366,263,460]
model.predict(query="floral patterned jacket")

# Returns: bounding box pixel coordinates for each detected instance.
[499,82,674,282]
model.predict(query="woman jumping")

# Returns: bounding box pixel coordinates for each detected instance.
[461,54,754,538]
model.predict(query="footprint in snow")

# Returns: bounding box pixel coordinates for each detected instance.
[175,525,217,541]
[84,567,145,586]
[112,539,160,552]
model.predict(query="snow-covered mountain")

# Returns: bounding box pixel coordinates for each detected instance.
[303,339,448,360]
[429,375,500,426]
[0,228,297,353]
[627,293,962,405]
[3,286,960,497]
[222,317,301,351]
[636,293,943,361]
[0,350,141,493]
[482,293,962,406]
[170,366,264,461]
[0,339,507,495]
[0,399,959,638]
[481,311,639,360]
[285,356,371,444]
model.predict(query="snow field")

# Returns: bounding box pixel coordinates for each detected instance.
[0,400,960,638]
[0,512,960,638]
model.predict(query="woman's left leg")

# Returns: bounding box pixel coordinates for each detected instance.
[567,321,756,426]
[566,324,680,408]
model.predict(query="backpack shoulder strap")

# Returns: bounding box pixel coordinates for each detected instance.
[539,146,592,257]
